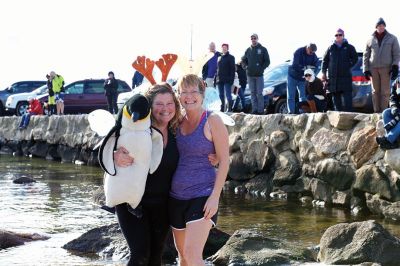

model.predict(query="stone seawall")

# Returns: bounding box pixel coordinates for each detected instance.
[1,112,400,218]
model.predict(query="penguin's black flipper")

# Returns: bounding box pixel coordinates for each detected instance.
[100,205,116,214]
[98,123,122,176]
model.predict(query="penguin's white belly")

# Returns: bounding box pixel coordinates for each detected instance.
[104,130,152,208]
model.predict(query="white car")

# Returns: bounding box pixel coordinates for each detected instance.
[5,85,48,116]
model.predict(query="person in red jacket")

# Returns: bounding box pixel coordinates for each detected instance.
[18,96,43,129]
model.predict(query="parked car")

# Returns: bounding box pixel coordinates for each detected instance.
[240,53,372,114]
[0,81,46,115]
[5,84,49,116]
[37,79,131,114]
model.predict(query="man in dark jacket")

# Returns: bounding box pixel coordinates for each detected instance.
[104,71,119,114]
[217,43,235,112]
[322,29,358,112]
[287,43,319,114]
[202,42,221,87]
[242,33,270,114]
[376,78,400,149]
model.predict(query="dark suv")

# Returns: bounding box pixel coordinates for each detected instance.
[0,81,46,115]
[37,79,131,114]
[241,53,373,114]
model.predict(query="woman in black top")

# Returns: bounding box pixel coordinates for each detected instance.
[114,83,181,266]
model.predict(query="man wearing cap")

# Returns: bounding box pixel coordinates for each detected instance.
[104,71,119,114]
[216,43,235,112]
[287,43,319,114]
[202,42,221,87]
[321,28,358,112]
[363,17,400,113]
[241,33,270,114]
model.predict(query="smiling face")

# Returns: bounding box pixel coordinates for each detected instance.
[178,85,203,111]
[152,92,176,126]
[376,24,386,34]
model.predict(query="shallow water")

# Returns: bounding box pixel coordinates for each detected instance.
[1,155,399,265]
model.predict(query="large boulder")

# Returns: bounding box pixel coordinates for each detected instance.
[384,149,400,174]
[353,165,392,200]
[366,193,400,220]
[209,229,308,265]
[311,128,349,157]
[318,220,400,265]
[272,150,300,186]
[63,223,229,263]
[348,126,379,168]
[327,111,358,130]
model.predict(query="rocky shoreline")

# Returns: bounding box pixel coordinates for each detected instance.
[1,112,400,219]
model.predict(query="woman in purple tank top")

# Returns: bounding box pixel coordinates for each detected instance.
[169,74,229,266]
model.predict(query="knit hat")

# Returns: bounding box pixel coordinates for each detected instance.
[250,33,258,39]
[336,28,345,35]
[376,17,386,28]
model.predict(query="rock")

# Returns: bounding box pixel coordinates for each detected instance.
[269,130,288,148]
[272,150,300,186]
[13,176,36,184]
[300,196,313,205]
[348,126,379,168]
[28,141,49,158]
[92,186,106,206]
[209,229,307,265]
[354,165,392,200]
[244,173,273,196]
[332,190,351,207]
[327,111,358,130]
[311,128,349,157]
[309,178,334,203]
[384,149,400,174]
[228,152,256,181]
[243,139,275,173]
[318,220,400,265]
[366,193,400,221]
[63,223,229,263]
[314,158,355,190]
[299,139,314,162]
[0,230,49,250]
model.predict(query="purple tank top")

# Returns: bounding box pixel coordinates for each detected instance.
[170,111,216,200]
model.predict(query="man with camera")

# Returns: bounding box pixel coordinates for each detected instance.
[104,71,119,114]
[376,77,400,149]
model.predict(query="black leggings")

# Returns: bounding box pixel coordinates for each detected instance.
[106,92,118,114]
[115,203,170,266]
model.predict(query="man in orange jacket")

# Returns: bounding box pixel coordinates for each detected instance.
[18,96,43,129]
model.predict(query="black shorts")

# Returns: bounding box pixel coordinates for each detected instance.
[168,196,218,230]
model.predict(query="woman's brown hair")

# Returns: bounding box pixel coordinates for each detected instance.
[176,74,206,95]
[145,82,182,133]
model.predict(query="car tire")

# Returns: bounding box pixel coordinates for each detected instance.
[16,101,29,116]
[274,98,288,114]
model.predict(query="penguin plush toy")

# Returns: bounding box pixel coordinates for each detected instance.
[98,94,163,217]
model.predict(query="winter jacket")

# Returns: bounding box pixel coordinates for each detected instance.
[104,78,119,95]
[242,43,270,77]
[288,46,319,81]
[236,63,247,88]
[28,99,44,115]
[217,52,235,84]
[322,41,358,93]
[305,77,325,97]
[52,75,65,93]
[202,52,221,80]
[389,82,400,113]
[363,30,400,71]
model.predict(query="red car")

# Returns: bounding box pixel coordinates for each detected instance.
[38,79,131,114]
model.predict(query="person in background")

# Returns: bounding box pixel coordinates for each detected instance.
[304,69,326,112]
[170,74,229,266]
[18,96,43,129]
[363,17,400,113]
[287,43,319,114]
[232,61,247,112]
[50,71,65,115]
[216,43,235,112]
[46,74,55,115]
[104,71,119,114]
[321,28,358,112]
[202,42,221,87]
[242,33,270,114]
[132,70,144,89]
[376,78,400,149]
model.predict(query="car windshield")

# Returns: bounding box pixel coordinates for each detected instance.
[264,65,288,83]
[33,85,48,95]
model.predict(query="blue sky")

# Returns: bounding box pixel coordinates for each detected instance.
[0,0,399,89]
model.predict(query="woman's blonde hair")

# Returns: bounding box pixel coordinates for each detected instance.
[176,74,206,95]
[145,82,182,133]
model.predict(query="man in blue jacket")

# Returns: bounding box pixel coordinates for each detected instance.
[242,33,270,114]
[287,43,319,114]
